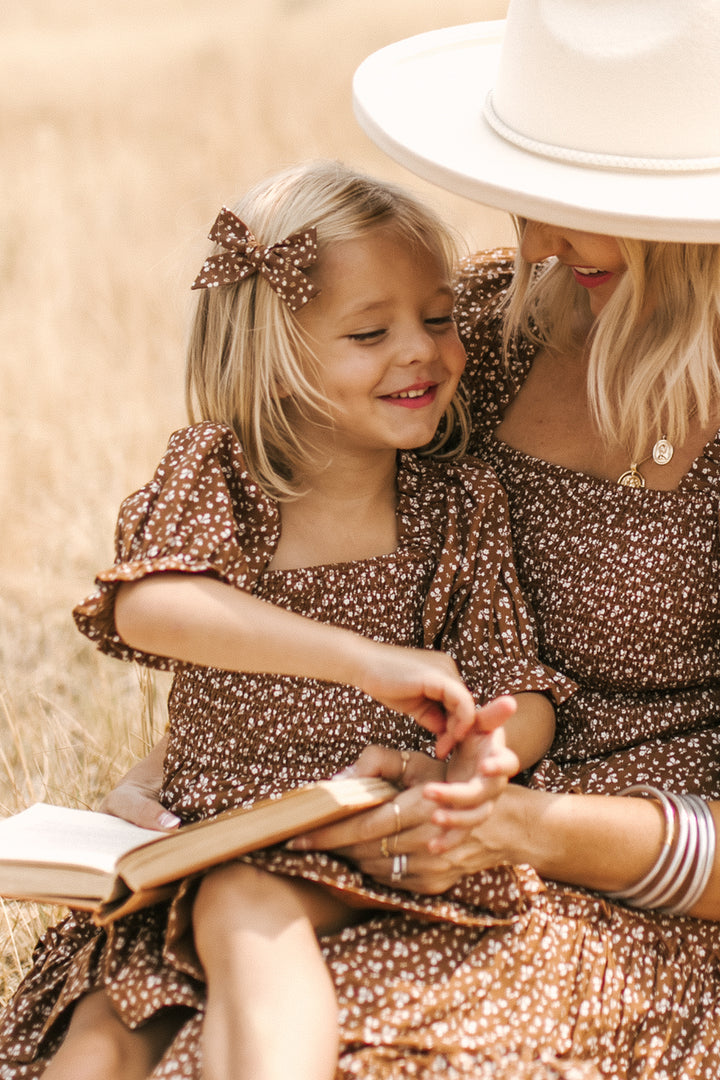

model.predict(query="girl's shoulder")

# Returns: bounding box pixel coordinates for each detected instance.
[126,421,277,524]
[154,422,258,490]
[160,421,246,468]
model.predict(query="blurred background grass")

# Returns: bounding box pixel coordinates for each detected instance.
[0,0,511,1002]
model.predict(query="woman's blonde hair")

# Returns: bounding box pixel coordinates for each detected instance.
[503,219,720,461]
[186,160,468,499]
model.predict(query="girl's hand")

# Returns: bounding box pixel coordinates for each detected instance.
[423,695,520,842]
[358,643,478,759]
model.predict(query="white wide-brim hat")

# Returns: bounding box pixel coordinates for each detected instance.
[353,1,720,242]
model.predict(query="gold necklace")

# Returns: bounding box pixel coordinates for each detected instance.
[617,435,674,488]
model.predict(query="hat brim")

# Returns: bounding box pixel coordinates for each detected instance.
[353,22,720,243]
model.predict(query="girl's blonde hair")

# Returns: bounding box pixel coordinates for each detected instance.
[503,219,720,461]
[186,160,468,499]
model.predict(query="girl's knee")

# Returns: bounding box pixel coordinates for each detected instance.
[194,861,273,924]
[46,991,186,1080]
[46,993,133,1080]
[194,863,355,949]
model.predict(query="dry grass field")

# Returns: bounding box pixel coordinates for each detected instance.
[0,0,511,1004]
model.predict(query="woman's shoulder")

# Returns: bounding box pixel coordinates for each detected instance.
[453,249,536,444]
[454,249,515,335]
[401,452,508,524]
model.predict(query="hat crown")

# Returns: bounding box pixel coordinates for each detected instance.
[492,0,720,165]
[352,0,720,240]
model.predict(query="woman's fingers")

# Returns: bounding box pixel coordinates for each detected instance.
[478,745,521,778]
[426,805,497,843]
[474,694,517,732]
[355,839,482,894]
[290,780,439,851]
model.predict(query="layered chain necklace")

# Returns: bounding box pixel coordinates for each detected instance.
[617,435,675,487]
[617,404,700,487]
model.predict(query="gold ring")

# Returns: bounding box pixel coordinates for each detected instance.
[392,802,402,835]
[390,803,402,854]
[380,836,390,859]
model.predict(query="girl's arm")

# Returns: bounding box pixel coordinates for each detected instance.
[115,573,477,757]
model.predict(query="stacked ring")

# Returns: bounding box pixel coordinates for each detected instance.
[391,854,408,882]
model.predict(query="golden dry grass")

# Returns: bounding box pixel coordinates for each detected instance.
[0,0,511,1003]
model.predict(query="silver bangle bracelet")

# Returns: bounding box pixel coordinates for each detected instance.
[607,785,676,902]
[656,795,698,909]
[607,784,716,915]
[665,795,716,915]
[634,793,689,909]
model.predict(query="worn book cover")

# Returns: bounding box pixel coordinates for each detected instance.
[0,777,396,923]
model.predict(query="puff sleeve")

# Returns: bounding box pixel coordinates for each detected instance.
[418,456,575,707]
[73,423,280,670]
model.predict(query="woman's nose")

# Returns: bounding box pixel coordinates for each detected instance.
[520,220,571,263]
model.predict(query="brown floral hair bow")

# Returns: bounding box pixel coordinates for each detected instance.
[191,207,320,311]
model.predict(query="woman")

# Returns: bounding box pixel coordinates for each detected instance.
[12,1,720,1076]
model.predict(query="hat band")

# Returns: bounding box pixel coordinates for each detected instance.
[484,91,720,174]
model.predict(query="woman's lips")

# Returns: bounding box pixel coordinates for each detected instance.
[571,266,614,289]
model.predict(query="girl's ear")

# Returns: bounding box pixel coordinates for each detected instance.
[275,380,291,399]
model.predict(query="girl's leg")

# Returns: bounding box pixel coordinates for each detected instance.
[42,989,187,1080]
[193,862,356,1080]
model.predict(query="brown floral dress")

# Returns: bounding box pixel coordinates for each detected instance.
[2,251,720,1078]
[0,420,570,1078]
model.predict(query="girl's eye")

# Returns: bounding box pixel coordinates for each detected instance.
[425,314,455,329]
[348,329,386,343]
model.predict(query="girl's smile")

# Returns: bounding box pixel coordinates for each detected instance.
[381,381,439,408]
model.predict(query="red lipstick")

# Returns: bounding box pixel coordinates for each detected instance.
[571,267,613,289]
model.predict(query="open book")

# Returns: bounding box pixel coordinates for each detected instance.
[0,777,395,924]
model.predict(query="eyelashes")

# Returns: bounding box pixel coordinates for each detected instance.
[348,315,456,343]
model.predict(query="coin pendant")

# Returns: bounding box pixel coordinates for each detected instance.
[617,466,646,488]
[652,438,674,466]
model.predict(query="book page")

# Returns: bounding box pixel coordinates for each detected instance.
[0,804,165,875]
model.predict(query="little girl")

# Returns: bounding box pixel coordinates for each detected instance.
[0,161,573,1080]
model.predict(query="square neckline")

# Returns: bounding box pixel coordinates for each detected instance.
[488,426,720,497]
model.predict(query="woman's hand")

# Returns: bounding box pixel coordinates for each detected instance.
[289,757,523,894]
[98,735,179,832]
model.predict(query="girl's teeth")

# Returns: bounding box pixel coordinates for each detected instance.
[392,388,426,399]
